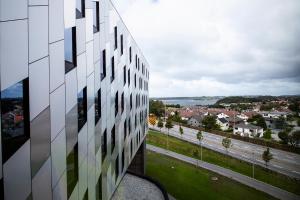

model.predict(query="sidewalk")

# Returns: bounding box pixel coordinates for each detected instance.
[147,144,300,200]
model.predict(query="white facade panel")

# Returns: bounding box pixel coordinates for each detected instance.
[51,129,67,187]
[0,20,28,91]
[66,68,78,113]
[49,40,65,92]
[3,141,31,200]
[77,53,87,92]
[64,0,76,28]
[29,57,50,121]
[49,0,64,43]
[29,6,49,63]
[50,84,66,141]
[0,0,27,21]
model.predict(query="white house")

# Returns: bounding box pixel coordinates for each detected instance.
[217,113,229,119]
[234,123,264,138]
[260,111,288,119]
[216,118,229,131]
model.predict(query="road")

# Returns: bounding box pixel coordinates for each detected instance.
[151,124,300,179]
[147,144,300,200]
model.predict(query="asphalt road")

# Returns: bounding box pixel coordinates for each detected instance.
[151,124,300,179]
[147,144,300,200]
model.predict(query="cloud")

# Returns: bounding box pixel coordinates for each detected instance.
[113,0,300,96]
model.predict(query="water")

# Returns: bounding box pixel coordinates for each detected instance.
[154,97,223,106]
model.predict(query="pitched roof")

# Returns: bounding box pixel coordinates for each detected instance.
[218,118,228,124]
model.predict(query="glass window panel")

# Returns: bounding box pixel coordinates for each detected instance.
[77,87,87,132]
[1,79,29,162]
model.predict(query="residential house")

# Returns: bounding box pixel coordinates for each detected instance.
[234,123,264,137]
[216,118,229,131]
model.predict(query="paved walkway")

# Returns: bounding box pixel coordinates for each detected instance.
[147,144,300,200]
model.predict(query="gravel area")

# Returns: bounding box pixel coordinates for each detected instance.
[111,173,165,200]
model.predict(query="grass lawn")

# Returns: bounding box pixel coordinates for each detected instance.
[146,151,277,200]
[147,130,300,195]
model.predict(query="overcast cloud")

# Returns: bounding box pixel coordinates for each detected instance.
[113,0,300,97]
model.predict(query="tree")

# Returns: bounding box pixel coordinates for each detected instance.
[278,130,289,144]
[288,131,300,147]
[157,119,164,131]
[222,137,232,154]
[288,101,300,113]
[197,131,204,160]
[149,100,165,117]
[165,118,174,133]
[165,118,174,151]
[262,148,273,167]
[192,149,199,167]
[202,115,219,130]
[247,114,267,130]
[179,126,184,138]
[263,129,272,139]
[275,116,287,130]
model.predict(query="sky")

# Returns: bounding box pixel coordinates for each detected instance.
[112,0,300,97]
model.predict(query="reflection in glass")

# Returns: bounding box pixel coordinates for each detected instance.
[101,129,107,162]
[95,89,101,124]
[111,125,115,153]
[96,175,102,200]
[67,143,78,198]
[76,0,85,19]
[65,27,77,74]
[78,87,87,132]
[93,2,100,33]
[1,79,29,162]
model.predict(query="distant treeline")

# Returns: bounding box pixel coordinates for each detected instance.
[215,95,300,105]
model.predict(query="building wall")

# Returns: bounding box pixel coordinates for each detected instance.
[0,0,149,199]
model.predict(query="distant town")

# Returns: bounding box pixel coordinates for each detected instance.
[150,96,300,146]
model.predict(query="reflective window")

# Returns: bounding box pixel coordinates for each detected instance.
[101,50,106,80]
[128,69,130,86]
[101,129,107,162]
[115,91,118,117]
[78,87,87,132]
[93,2,100,33]
[111,56,115,82]
[124,120,127,140]
[111,125,115,153]
[121,149,125,173]
[129,47,132,63]
[121,92,124,113]
[95,88,101,124]
[1,79,29,162]
[65,27,77,74]
[123,65,126,85]
[96,175,102,200]
[76,0,85,19]
[67,143,78,198]
[120,34,123,55]
[114,26,118,49]
[115,155,119,182]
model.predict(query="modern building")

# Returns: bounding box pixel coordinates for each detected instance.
[0,0,150,199]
